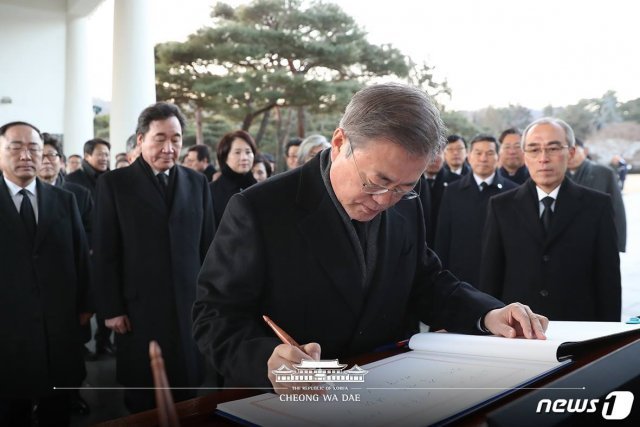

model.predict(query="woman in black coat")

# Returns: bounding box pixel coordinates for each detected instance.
[210,130,258,226]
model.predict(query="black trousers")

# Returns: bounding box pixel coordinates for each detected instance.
[0,391,71,427]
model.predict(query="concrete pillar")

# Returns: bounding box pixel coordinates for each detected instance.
[64,14,94,158]
[110,0,155,161]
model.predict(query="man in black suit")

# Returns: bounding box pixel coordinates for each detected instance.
[479,118,621,321]
[66,137,115,355]
[285,137,302,170]
[443,134,471,176]
[497,127,529,185]
[422,150,460,246]
[435,134,517,287]
[66,138,111,197]
[183,144,216,181]
[38,133,94,414]
[92,102,215,413]
[567,139,626,252]
[0,121,91,426]
[193,84,549,394]
[39,134,93,241]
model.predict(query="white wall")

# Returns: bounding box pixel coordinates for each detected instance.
[0,3,66,135]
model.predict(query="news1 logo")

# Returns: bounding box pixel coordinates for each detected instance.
[536,391,634,420]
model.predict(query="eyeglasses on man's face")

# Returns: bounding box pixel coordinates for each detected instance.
[523,143,569,159]
[42,151,60,161]
[347,141,419,201]
[5,143,43,157]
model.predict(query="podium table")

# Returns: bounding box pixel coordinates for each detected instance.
[96,332,640,426]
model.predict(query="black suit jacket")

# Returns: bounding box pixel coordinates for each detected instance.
[566,159,626,252]
[92,158,215,387]
[424,167,461,246]
[0,178,89,397]
[55,174,93,243]
[434,172,517,287]
[203,164,216,182]
[66,160,104,200]
[499,165,530,185]
[479,179,621,321]
[444,162,471,176]
[193,153,504,388]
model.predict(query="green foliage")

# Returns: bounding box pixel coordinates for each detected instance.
[440,110,480,140]
[469,105,532,137]
[182,115,234,151]
[620,98,640,123]
[554,100,598,140]
[153,0,640,151]
[94,114,109,140]
[155,0,447,145]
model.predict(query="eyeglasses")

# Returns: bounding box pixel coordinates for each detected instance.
[348,142,419,200]
[43,152,60,161]
[5,143,43,156]
[523,145,568,159]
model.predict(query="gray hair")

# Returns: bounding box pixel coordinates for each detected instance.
[521,117,575,148]
[297,134,330,165]
[339,83,445,158]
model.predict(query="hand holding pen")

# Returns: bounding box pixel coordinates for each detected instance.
[263,315,322,394]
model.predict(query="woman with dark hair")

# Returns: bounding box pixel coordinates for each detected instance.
[210,130,257,226]
[252,153,273,183]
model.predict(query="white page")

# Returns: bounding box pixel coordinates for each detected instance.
[408,321,640,363]
[408,333,560,363]
[544,321,640,342]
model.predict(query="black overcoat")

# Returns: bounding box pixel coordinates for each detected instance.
[0,178,89,397]
[92,158,215,387]
[479,179,621,321]
[434,172,517,287]
[193,153,504,387]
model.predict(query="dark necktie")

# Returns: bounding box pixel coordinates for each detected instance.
[479,182,488,192]
[19,189,37,241]
[427,178,435,189]
[157,173,168,195]
[541,196,554,234]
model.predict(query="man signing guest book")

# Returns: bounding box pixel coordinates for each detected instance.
[193,83,549,393]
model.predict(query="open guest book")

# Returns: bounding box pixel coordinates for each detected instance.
[217,321,640,426]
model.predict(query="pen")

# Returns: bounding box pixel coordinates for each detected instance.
[262,315,311,357]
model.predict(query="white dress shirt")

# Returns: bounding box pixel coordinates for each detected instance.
[3,175,38,222]
[535,185,560,217]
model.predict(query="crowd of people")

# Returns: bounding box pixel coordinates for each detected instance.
[0,83,629,425]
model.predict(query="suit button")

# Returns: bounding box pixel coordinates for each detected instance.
[540,289,549,297]
[358,330,363,335]
[542,255,550,262]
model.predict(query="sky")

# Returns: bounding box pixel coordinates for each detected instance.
[87,0,640,111]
